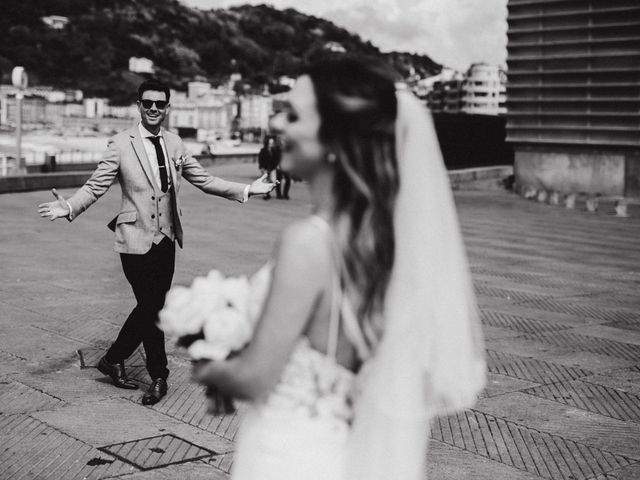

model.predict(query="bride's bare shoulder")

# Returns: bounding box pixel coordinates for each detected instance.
[274,217,332,274]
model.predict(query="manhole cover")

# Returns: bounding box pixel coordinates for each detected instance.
[99,434,215,470]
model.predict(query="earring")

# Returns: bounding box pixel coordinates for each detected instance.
[326,152,337,164]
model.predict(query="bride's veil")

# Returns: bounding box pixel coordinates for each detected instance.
[344,89,486,479]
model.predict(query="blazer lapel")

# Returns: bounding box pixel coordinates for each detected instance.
[129,126,157,190]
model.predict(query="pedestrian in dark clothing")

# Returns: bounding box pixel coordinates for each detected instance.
[258,137,278,200]
[274,140,291,199]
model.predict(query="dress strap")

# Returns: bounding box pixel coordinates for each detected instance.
[308,215,371,361]
[327,263,341,359]
[308,215,341,359]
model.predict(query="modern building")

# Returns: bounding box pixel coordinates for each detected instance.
[462,63,507,116]
[426,68,506,115]
[426,70,468,113]
[506,0,640,197]
[443,79,465,113]
[426,73,466,114]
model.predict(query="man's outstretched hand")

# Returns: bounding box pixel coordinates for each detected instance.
[248,173,278,197]
[37,188,70,221]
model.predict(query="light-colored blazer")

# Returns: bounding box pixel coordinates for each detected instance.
[67,125,247,254]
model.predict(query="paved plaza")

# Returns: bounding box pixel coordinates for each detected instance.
[1,162,639,479]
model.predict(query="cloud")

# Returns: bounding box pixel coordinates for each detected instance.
[181,0,507,70]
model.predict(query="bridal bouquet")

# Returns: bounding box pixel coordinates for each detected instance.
[159,270,260,415]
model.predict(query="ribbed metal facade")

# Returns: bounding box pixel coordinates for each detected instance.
[506,0,640,196]
[507,0,640,146]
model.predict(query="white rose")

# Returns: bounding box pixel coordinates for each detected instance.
[159,286,204,336]
[221,276,250,315]
[188,339,230,360]
[190,277,221,311]
[202,309,252,358]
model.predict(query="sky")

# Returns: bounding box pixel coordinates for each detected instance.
[180,0,508,71]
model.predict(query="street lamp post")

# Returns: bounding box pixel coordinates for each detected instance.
[11,66,28,174]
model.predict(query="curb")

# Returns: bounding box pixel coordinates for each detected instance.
[448,165,513,191]
[1,163,512,195]
[0,171,93,194]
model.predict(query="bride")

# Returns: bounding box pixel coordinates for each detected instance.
[192,57,486,480]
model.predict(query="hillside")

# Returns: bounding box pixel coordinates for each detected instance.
[0,0,440,104]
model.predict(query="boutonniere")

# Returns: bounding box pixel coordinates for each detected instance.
[173,154,187,169]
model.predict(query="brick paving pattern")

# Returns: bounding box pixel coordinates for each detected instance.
[1,162,639,479]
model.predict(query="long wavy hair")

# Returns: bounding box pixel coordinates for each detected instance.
[305,57,400,345]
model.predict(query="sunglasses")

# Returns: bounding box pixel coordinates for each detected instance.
[140,99,168,110]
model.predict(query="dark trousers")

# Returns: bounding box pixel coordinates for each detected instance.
[106,236,174,379]
[276,169,291,199]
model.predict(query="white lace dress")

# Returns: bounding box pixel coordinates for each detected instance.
[231,217,368,480]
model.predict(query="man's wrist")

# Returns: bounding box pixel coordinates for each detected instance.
[243,185,251,202]
[65,201,73,220]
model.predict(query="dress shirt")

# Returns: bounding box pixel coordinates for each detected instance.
[139,123,172,191]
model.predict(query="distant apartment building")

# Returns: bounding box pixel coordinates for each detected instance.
[443,79,465,113]
[324,41,347,53]
[41,15,69,30]
[238,94,273,131]
[0,94,46,126]
[168,82,237,138]
[506,0,640,197]
[427,73,466,114]
[128,57,155,75]
[187,81,213,100]
[462,63,507,116]
[0,85,136,132]
[0,85,81,104]
[426,67,506,115]
[84,98,108,119]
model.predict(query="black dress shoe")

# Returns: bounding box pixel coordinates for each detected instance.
[97,356,138,390]
[142,378,168,405]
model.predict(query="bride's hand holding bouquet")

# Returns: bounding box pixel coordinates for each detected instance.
[159,270,262,414]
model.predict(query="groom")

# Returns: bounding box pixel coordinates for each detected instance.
[37,79,275,405]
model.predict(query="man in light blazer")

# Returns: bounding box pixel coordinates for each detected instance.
[38,79,275,405]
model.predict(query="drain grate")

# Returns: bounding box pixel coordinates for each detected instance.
[521,331,640,361]
[0,414,134,479]
[99,434,215,470]
[481,311,574,335]
[431,410,635,480]
[523,381,640,423]
[486,350,592,384]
